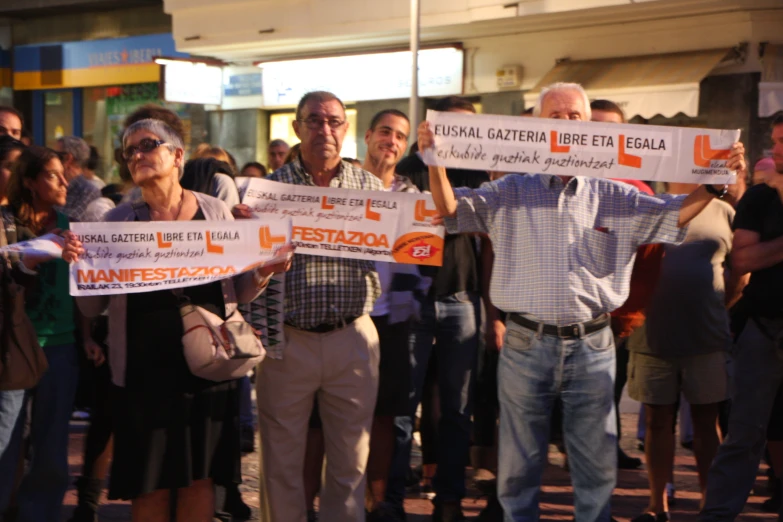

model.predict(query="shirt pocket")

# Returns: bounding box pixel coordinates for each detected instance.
[571,228,619,278]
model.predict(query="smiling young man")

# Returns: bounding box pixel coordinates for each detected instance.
[362,109,426,522]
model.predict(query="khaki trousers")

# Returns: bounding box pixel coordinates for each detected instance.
[257,315,380,522]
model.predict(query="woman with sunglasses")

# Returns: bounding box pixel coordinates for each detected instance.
[65,118,288,522]
[0,146,78,521]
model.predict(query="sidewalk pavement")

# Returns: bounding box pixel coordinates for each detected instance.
[60,412,778,521]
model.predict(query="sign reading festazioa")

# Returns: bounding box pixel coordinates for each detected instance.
[237,178,446,266]
[420,111,740,184]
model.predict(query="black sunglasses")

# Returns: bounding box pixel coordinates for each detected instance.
[122,138,167,161]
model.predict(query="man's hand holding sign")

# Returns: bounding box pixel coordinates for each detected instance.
[418,119,746,228]
[420,82,747,522]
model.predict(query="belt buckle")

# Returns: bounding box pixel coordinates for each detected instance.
[557,324,580,339]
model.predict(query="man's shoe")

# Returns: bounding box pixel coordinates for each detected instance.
[67,476,103,522]
[631,512,670,522]
[476,494,504,522]
[368,501,406,522]
[225,484,255,520]
[432,500,466,522]
[618,449,643,470]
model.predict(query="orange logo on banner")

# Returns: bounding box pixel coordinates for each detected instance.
[205,231,224,254]
[618,134,642,168]
[259,226,286,250]
[156,232,172,249]
[414,200,438,222]
[321,196,335,210]
[365,200,381,221]
[550,131,570,153]
[392,232,444,266]
[693,135,731,168]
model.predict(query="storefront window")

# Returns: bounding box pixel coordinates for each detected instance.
[269,108,358,160]
[44,90,73,149]
[83,83,199,183]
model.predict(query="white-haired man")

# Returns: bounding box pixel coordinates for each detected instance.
[55,136,102,222]
[418,82,746,522]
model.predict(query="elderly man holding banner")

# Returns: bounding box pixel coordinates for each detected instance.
[417,82,746,522]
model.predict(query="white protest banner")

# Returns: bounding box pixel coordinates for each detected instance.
[420,110,741,184]
[69,219,292,296]
[237,177,445,266]
[0,233,64,258]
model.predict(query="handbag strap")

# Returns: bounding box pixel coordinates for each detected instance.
[131,200,151,222]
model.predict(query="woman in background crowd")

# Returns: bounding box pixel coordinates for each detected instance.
[0,135,25,205]
[0,146,84,521]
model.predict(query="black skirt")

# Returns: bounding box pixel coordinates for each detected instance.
[108,282,241,500]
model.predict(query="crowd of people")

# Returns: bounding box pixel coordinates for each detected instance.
[0,83,780,522]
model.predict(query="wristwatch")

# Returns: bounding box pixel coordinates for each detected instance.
[705,184,729,199]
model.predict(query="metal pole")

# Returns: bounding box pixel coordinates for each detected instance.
[410,0,420,130]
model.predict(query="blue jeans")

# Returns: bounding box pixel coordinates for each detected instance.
[0,388,26,512]
[0,344,79,522]
[387,291,480,507]
[498,321,616,522]
[701,318,783,522]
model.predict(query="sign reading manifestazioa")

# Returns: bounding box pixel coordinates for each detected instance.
[69,219,292,296]
[419,110,740,184]
[237,177,445,266]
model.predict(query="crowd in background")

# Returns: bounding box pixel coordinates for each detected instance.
[0,84,780,522]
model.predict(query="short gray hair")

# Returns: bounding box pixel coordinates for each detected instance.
[122,118,185,152]
[296,91,346,121]
[58,136,90,168]
[268,139,289,149]
[533,82,592,121]
[122,119,185,177]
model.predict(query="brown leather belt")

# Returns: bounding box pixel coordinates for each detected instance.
[507,313,609,339]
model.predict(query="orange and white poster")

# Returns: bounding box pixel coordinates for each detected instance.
[420,110,741,184]
[68,219,292,296]
[237,177,445,266]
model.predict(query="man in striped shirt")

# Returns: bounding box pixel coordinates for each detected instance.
[418,82,746,522]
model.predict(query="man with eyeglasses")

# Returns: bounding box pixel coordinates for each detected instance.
[0,106,23,140]
[247,91,384,522]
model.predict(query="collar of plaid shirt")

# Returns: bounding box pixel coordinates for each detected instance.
[266,158,384,330]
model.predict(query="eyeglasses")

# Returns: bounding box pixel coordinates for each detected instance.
[122,138,167,161]
[298,117,347,130]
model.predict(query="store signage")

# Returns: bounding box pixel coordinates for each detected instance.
[225,73,263,97]
[218,66,264,110]
[259,47,464,107]
[163,61,223,105]
[14,33,187,90]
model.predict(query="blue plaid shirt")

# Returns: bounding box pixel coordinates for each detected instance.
[445,174,687,325]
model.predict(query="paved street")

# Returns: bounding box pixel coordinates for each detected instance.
[59,407,779,521]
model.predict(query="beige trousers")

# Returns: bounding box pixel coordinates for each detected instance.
[257,315,380,522]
